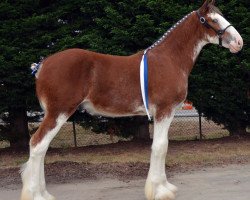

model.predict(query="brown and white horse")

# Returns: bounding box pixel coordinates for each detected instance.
[21,1,243,200]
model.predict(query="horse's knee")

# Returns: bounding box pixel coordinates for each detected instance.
[152,141,168,156]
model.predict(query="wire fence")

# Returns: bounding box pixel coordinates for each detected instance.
[0,108,229,149]
[47,109,228,148]
[168,112,228,141]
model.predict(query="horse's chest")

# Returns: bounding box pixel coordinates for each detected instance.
[154,73,188,102]
[176,86,188,104]
[173,72,188,99]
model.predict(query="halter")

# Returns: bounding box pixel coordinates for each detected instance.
[196,10,232,46]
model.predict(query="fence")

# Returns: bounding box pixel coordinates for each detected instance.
[0,108,229,149]
[168,109,228,141]
[41,108,229,148]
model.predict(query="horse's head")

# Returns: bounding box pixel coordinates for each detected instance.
[198,0,243,53]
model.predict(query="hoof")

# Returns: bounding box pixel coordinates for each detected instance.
[42,191,56,200]
[21,188,52,200]
[21,188,32,200]
[145,177,154,200]
[145,179,178,200]
[166,182,178,193]
[34,196,47,200]
[155,184,175,200]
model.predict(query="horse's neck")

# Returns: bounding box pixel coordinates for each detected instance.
[150,13,207,74]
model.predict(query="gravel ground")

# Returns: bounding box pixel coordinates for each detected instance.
[1,164,249,200]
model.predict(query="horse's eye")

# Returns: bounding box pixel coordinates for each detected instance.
[212,19,218,23]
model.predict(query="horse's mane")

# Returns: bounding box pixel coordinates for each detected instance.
[209,5,223,16]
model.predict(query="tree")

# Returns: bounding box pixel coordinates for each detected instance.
[0,0,81,147]
[0,1,39,147]
[0,0,191,145]
[0,0,249,148]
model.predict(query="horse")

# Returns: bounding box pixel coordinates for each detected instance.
[21,0,243,200]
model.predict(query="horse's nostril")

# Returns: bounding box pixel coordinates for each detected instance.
[237,39,243,48]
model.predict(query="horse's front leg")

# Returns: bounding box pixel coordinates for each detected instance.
[145,112,177,200]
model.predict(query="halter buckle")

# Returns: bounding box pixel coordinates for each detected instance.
[200,17,206,24]
[218,30,223,35]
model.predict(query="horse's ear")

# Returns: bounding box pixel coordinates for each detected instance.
[204,0,215,5]
[199,0,214,14]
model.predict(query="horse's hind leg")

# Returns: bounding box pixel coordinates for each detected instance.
[40,153,53,200]
[21,111,69,200]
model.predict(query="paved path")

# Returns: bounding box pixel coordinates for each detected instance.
[1,164,250,200]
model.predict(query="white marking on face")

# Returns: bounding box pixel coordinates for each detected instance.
[208,13,231,31]
[207,13,243,52]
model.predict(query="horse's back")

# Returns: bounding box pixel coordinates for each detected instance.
[36,48,143,115]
